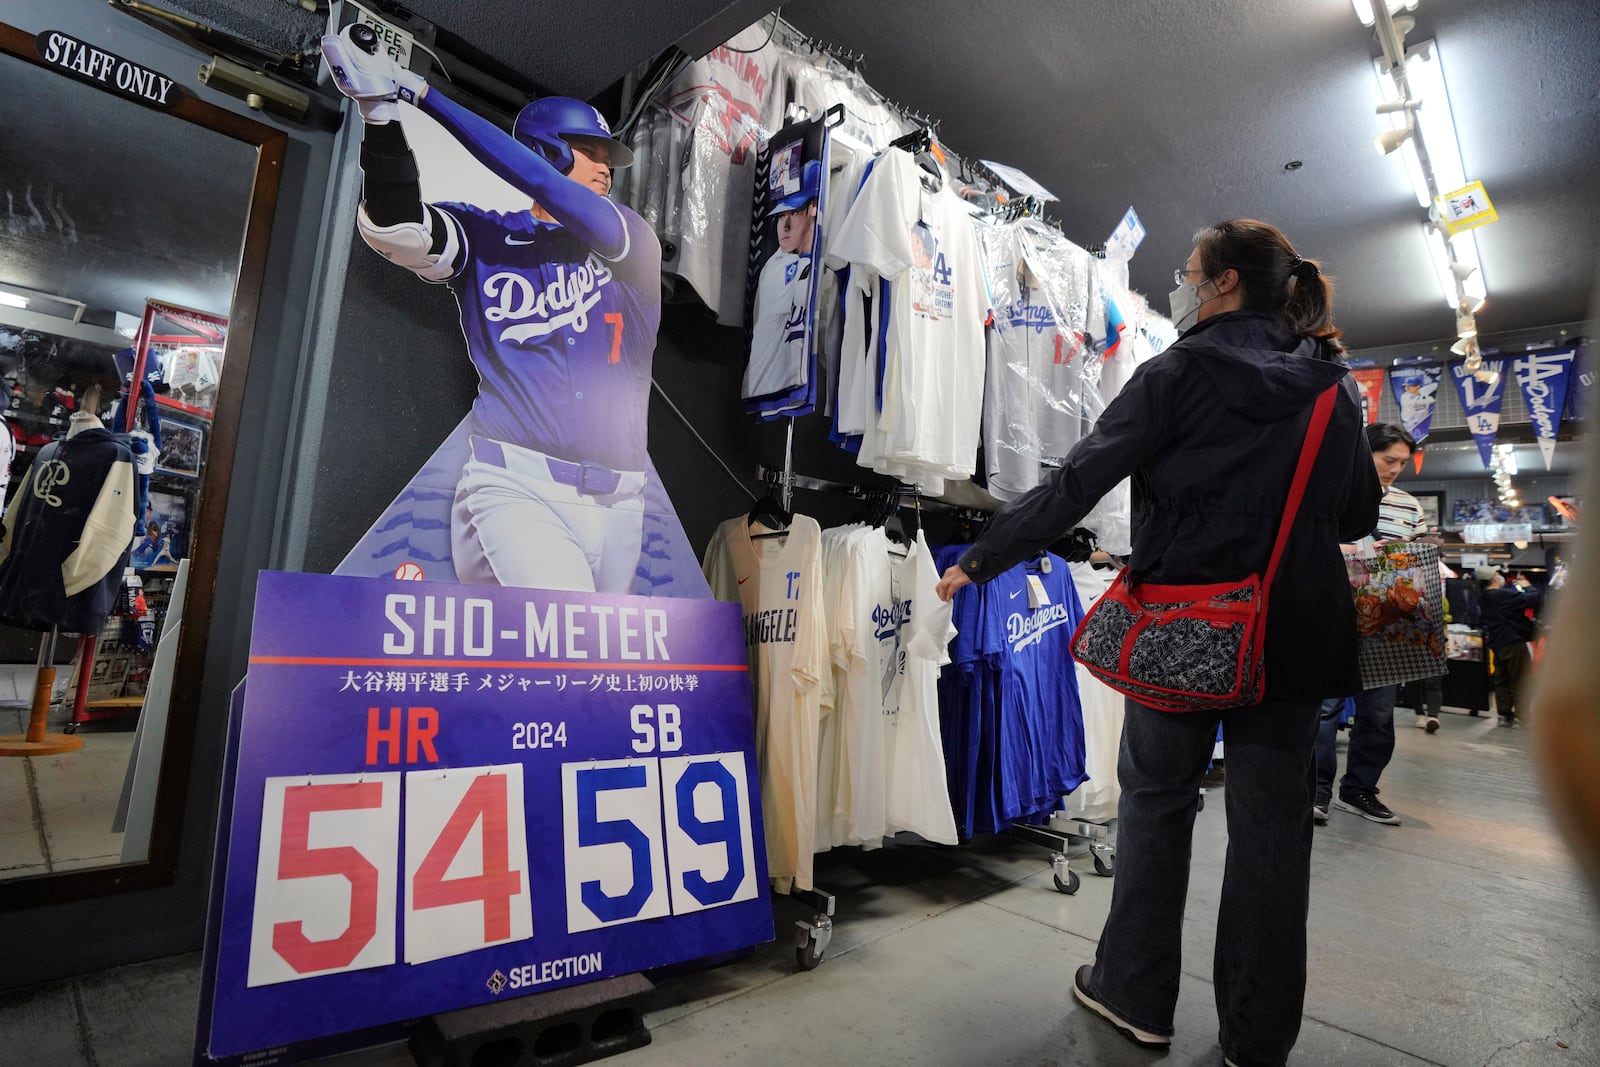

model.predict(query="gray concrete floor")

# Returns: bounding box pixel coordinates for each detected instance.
[0,663,133,878]
[1,709,1595,1065]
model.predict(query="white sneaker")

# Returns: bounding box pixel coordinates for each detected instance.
[1424,716,1440,733]
[1414,715,1429,729]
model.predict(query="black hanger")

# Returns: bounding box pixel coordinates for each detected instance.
[748,486,792,540]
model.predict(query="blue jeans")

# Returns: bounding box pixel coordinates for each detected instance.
[1314,684,1398,805]
[1086,696,1320,1066]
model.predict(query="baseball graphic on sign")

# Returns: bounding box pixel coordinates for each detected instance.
[393,562,425,581]
[322,26,708,598]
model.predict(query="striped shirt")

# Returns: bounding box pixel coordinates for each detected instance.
[1351,486,1426,554]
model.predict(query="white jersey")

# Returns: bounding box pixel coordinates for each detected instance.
[745,251,813,401]
[830,525,898,846]
[702,513,828,893]
[885,531,959,844]
[624,24,785,327]
[815,523,865,852]
[1062,561,1122,823]
[830,149,990,487]
[787,58,911,154]
[0,416,13,511]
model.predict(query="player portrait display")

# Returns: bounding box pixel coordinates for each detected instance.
[743,115,831,413]
[323,26,707,598]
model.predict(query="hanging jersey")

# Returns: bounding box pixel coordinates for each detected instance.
[1062,561,1120,823]
[830,149,990,483]
[626,23,785,326]
[885,531,959,844]
[702,514,827,893]
[745,251,814,401]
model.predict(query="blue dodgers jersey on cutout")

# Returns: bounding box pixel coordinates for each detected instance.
[440,201,661,473]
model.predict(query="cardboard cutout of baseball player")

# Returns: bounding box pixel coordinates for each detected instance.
[322,26,709,597]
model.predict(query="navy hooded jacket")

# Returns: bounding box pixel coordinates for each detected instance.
[958,310,1382,702]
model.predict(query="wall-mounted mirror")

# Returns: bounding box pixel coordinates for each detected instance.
[0,20,283,906]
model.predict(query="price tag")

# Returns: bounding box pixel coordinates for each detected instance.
[248,773,401,987]
[404,766,534,964]
[1027,573,1050,610]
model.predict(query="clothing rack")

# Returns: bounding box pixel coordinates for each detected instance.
[749,462,1118,910]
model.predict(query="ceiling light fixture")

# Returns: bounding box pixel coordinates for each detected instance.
[0,293,29,309]
[1352,0,1418,28]
[1456,314,1478,339]
[1375,127,1414,155]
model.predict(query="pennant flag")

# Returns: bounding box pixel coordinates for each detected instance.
[1349,366,1386,425]
[1513,348,1577,470]
[1566,343,1591,423]
[1450,358,1507,468]
[1389,363,1441,445]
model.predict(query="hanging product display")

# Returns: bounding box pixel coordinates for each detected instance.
[702,512,829,893]
[614,23,786,327]
[1512,347,1577,470]
[1061,560,1122,824]
[0,417,137,634]
[1565,343,1589,423]
[744,112,835,419]
[936,545,1088,838]
[1450,357,1507,468]
[978,216,1101,503]
[829,144,990,494]
[1388,362,1442,446]
[1348,364,1386,425]
[818,522,957,849]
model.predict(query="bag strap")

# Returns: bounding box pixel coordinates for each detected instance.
[1263,384,1341,589]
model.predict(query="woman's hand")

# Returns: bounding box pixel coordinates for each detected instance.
[936,565,973,602]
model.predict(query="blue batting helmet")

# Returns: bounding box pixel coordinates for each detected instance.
[512,97,634,173]
[768,158,821,216]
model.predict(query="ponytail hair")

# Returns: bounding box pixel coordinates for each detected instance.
[1194,218,1343,349]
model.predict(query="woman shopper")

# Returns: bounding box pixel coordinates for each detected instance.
[937,219,1381,1067]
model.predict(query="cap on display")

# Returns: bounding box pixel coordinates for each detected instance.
[768,158,821,216]
[1474,565,1503,582]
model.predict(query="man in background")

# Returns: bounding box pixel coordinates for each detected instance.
[1314,423,1425,826]
[1477,565,1540,726]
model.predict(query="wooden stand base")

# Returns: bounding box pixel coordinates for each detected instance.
[0,732,83,756]
[0,657,81,757]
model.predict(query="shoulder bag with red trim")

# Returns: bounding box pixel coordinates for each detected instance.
[1068,385,1339,712]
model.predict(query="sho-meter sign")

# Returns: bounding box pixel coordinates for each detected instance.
[1437,180,1497,237]
[197,572,770,1064]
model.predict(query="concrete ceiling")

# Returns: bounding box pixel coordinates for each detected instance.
[787,0,1600,349]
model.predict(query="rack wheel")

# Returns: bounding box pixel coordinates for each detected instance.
[793,914,832,972]
[1093,853,1114,877]
[63,723,78,735]
[1052,869,1080,895]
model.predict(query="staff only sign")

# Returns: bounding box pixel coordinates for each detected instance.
[196,572,771,1063]
[35,31,182,108]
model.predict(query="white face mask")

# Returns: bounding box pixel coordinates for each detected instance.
[1168,279,1207,332]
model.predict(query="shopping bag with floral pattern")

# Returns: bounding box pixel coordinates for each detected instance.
[1346,541,1447,689]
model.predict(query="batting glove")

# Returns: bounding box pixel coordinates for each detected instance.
[320,25,427,124]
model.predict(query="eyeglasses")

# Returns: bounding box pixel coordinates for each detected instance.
[1174,267,1206,286]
